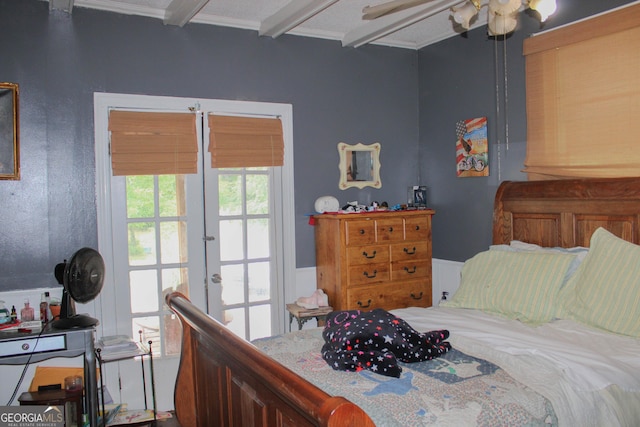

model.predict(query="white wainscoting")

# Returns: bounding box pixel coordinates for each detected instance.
[431,258,463,305]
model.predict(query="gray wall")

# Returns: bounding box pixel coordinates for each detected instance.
[419,0,635,261]
[0,0,420,290]
[0,0,634,290]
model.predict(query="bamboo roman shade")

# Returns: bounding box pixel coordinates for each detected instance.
[522,3,640,180]
[208,114,284,168]
[109,110,198,176]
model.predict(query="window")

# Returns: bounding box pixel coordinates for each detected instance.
[523,3,640,180]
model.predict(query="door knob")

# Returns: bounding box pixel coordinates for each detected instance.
[211,273,222,284]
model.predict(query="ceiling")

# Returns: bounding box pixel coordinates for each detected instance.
[53,0,490,49]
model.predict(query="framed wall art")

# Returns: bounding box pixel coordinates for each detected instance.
[455,116,488,178]
[0,82,19,180]
[408,185,428,208]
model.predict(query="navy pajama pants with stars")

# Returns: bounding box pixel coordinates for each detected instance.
[321,308,451,377]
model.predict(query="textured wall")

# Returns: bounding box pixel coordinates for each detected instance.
[0,0,420,290]
[1,0,634,290]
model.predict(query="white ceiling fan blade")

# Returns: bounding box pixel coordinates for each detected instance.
[362,0,435,20]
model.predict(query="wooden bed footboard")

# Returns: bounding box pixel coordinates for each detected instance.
[166,292,375,427]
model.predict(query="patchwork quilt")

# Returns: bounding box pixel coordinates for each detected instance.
[253,328,557,426]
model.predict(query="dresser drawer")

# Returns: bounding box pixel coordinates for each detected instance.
[405,216,431,240]
[346,281,430,311]
[347,245,389,265]
[348,263,389,286]
[376,218,404,242]
[390,241,430,261]
[391,259,431,281]
[345,219,376,246]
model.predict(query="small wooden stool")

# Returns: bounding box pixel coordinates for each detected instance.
[19,389,83,427]
[286,303,333,331]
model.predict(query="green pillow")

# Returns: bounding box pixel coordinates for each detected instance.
[443,250,575,324]
[558,227,640,337]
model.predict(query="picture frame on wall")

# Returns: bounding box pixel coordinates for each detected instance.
[455,117,488,178]
[0,82,19,180]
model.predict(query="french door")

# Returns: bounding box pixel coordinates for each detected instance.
[119,162,279,349]
[204,165,281,340]
[94,93,296,409]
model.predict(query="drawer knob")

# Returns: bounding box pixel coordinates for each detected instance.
[359,229,365,235]
[388,226,394,232]
[403,247,417,255]
[363,270,378,279]
[404,266,417,274]
[415,225,420,231]
[357,299,372,308]
[362,250,377,259]
[410,292,423,300]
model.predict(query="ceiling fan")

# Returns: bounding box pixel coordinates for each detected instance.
[362,0,437,20]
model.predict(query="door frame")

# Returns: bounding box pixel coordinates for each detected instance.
[93,92,296,339]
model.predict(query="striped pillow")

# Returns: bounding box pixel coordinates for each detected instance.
[442,250,575,324]
[558,227,640,337]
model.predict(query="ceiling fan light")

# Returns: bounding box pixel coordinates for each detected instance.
[529,0,556,21]
[488,0,521,15]
[488,12,518,35]
[452,1,480,30]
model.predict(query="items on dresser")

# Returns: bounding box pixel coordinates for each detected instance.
[314,210,434,311]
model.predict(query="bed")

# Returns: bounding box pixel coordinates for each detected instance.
[166,177,640,426]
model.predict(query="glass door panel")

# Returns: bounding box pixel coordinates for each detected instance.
[123,173,203,356]
[206,167,277,340]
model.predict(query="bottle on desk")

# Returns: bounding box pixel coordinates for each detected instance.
[21,299,35,321]
[45,292,53,321]
[40,292,53,324]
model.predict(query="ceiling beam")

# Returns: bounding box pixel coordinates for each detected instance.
[259,0,339,38]
[164,0,210,27]
[342,0,460,48]
[363,0,439,20]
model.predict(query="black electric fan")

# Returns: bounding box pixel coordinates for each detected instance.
[52,247,105,329]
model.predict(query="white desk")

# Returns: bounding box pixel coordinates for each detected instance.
[0,326,98,427]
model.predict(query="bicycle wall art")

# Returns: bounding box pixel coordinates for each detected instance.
[455,117,488,178]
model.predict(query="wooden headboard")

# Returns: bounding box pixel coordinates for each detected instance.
[493,177,640,248]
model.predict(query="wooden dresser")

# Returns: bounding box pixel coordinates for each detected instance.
[314,210,434,312]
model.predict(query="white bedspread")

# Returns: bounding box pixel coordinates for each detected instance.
[393,306,640,427]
